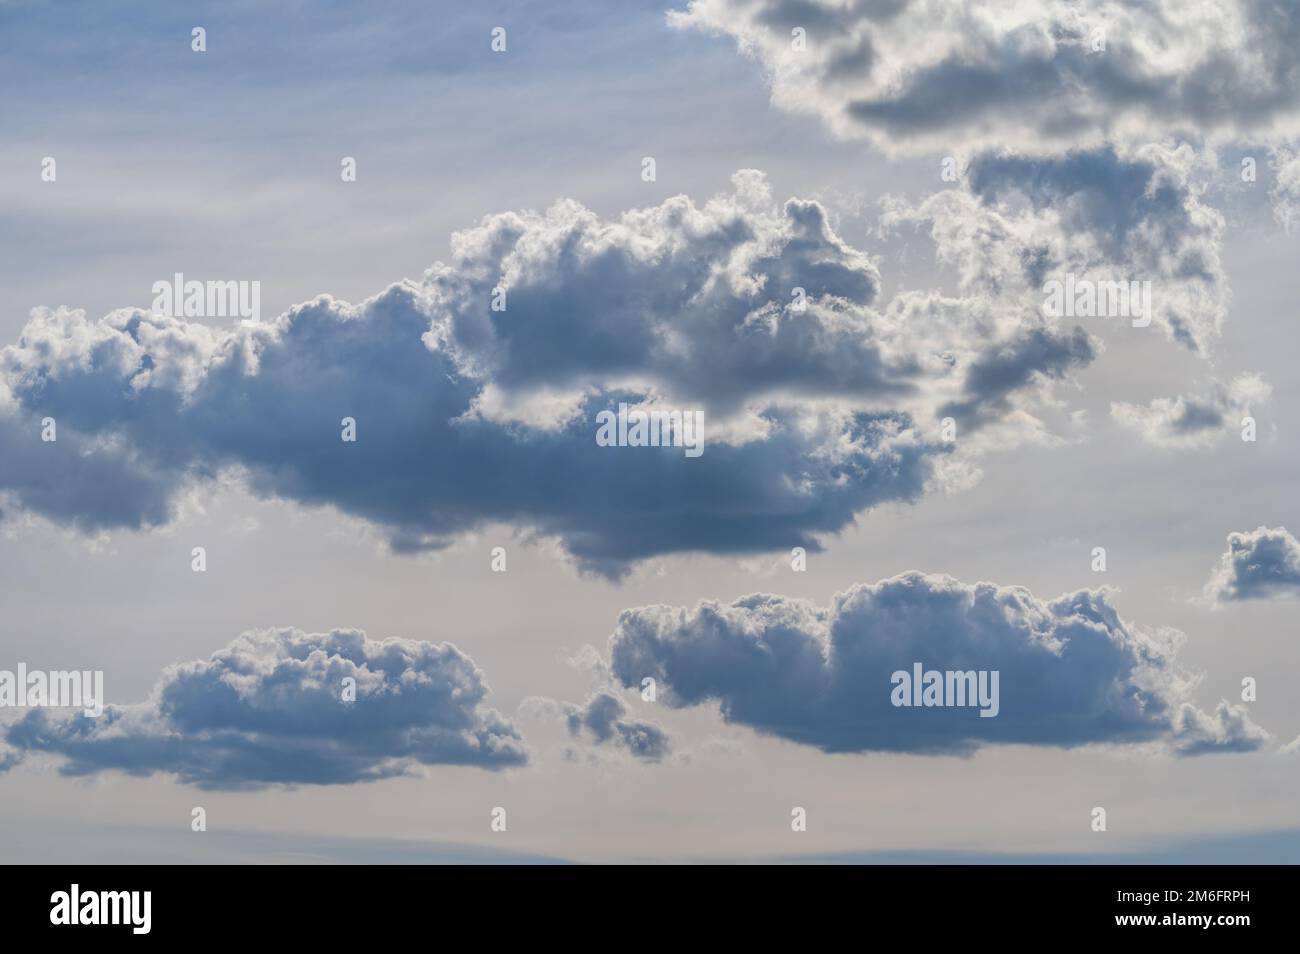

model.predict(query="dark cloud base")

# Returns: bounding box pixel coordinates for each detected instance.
[608,572,1268,757]
[3,628,526,789]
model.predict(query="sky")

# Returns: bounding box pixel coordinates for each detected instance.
[1,0,1298,863]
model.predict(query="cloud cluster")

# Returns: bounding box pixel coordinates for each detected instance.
[608,571,1266,756]
[2,628,526,788]
[0,173,1110,575]
[1111,374,1270,448]
[670,0,1300,154]
[430,171,891,416]
[1204,526,1300,603]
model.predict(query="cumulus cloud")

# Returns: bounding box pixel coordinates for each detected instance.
[0,173,1107,576]
[2,628,526,788]
[670,0,1300,154]
[432,170,892,415]
[1170,700,1271,755]
[884,144,1229,355]
[677,3,1286,364]
[1204,526,1300,603]
[607,571,1267,756]
[1110,373,1270,448]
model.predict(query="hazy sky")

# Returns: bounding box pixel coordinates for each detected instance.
[1,0,1298,863]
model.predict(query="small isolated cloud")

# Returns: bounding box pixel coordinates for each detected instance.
[1204,526,1300,603]
[607,572,1266,757]
[1111,373,1270,448]
[521,691,670,762]
[1170,700,1271,756]
[2,628,526,788]
[670,0,1300,154]
[565,691,671,761]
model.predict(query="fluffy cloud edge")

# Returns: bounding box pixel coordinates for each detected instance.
[1204,526,1300,604]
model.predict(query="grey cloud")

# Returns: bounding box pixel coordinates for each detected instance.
[2,173,1103,577]
[0,290,934,577]
[940,326,1094,431]
[564,691,671,761]
[671,0,1300,154]
[608,572,1267,756]
[429,172,901,414]
[1111,374,1270,448]
[2,628,526,788]
[967,148,1200,262]
[885,144,1227,355]
[1204,526,1300,603]
[1171,701,1272,756]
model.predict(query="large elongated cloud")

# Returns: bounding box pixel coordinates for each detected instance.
[607,572,1267,756]
[671,0,1300,153]
[2,628,526,789]
[1204,526,1300,603]
[0,173,1105,575]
